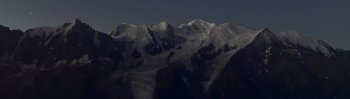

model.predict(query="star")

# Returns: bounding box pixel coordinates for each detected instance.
[29,12,33,16]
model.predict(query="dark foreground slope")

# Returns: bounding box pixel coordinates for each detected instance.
[0,19,349,99]
[208,28,350,99]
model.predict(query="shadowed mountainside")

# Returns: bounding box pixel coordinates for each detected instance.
[0,18,349,99]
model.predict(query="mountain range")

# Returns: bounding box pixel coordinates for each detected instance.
[0,18,349,99]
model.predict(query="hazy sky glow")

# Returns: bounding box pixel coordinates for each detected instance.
[0,0,349,49]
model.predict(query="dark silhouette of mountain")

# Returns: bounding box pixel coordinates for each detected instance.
[0,25,23,56]
[0,19,349,99]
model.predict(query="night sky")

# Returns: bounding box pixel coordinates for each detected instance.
[0,0,349,49]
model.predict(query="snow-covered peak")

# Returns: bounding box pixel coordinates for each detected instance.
[109,27,118,36]
[26,27,58,38]
[64,18,84,29]
[112,23,149,36]
[147,21,175,40]
[317,40,333,49]
[148,21,170,32]
[187,19,216,28]
[212,23,257,36]
[113,23,137,34]
[215,23,257,35]
[22,18,94,39]
[245,27,279,46]
[62,18,93,34]
[277,31,334,56]
[177,19,216,35]
[256,28,276,40]
[257,27,270,33]
[111,23,153,47]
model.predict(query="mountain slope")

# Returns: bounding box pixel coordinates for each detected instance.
[208,28,350,99]
[0,19,349,99]
[0,25,23,56]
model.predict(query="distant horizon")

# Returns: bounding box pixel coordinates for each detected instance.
[1,0,349,49]
[1,17,349,50]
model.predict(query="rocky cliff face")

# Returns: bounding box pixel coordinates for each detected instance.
[0,19,349,99]
[0,25,23,56]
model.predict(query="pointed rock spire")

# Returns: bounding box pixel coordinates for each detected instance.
[66,17,92,30]
[261,28,272,34]
[73,17,83,25]
[256,28,277,40]
[251,27,280,46]
[61,18,95,37]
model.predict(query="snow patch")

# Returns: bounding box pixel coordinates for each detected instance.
[55,60,68,67]
[78,54,91,64]
[173,22,261,93]
[149,21,169,32]
[277,31,334,56]
[26,27,58,38]
[111,24,153,47]
[263,47,272,65]
[187,19,216,28]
